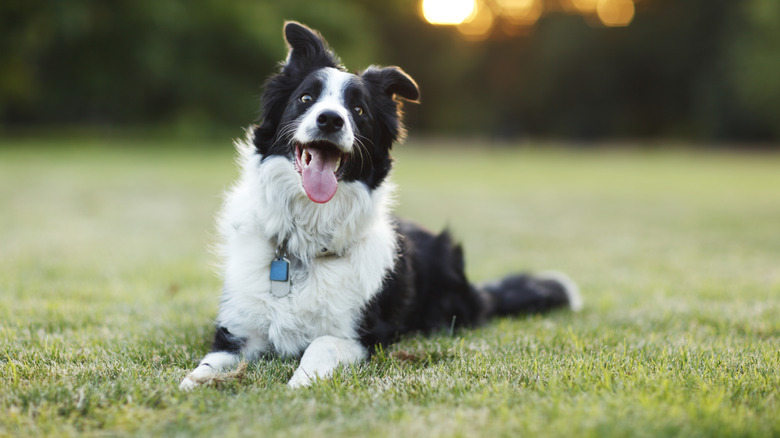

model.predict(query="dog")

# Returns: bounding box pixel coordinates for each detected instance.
[180,22,582,390]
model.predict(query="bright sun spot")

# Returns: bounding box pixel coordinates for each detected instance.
[422,0,477,25]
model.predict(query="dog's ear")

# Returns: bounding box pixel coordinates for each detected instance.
[282,21,341,74]
[361,66,420,102]
[361,66,420,146]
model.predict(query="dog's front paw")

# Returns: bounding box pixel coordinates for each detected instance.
[179,364,216,391]
[179,375,200,391]
[287,368,315,388]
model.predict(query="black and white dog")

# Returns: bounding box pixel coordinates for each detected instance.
[180,22,582,390]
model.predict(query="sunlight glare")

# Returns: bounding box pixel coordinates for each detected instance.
[571,0,599,13]
[495,0,543,25]
[457,1,495,40]
[422,0,478,25]
[597,0,635,26]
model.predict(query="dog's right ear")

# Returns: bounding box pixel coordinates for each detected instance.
[282,21,341,74]
[361,66,420,103]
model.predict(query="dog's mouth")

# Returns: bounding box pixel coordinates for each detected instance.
[294,141,349,204]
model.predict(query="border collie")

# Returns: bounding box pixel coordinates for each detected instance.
[180,22,582,390]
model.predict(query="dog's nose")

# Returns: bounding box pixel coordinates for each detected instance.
[316,110,344,133]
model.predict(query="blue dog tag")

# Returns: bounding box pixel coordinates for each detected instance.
[270,258,288,281]
[270,257,291,297]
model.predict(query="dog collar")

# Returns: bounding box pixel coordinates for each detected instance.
[318,247,336,257]
[269,242,339,297]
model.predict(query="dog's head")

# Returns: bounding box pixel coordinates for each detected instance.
[253,22,419,204]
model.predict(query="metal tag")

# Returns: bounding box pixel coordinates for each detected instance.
[270,257,291,297]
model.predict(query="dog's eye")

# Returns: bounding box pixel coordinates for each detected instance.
[300,94,313,103]
[353,106,364,116]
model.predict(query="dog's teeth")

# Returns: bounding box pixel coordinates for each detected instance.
[335,155,341,172]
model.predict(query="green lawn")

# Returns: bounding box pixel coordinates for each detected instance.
[1,136,779,437]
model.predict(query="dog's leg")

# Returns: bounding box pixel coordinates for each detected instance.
[179,351,240,391]
[180,325,268,390]
[288,336,368,388]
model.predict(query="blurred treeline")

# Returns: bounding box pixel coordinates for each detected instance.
[2,0,779,144]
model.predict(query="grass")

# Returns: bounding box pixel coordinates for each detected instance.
[1,136,779,437]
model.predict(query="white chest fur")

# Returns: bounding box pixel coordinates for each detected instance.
[213,140,396,357]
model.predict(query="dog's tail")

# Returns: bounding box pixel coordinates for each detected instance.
[478,271,583,319]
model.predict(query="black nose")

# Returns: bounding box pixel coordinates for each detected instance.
[316,110,344,133]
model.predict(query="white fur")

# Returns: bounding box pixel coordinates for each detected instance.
[179,351,240,391]
[181,131,396,389]
[294,68,356,153]
[287,336,368,388]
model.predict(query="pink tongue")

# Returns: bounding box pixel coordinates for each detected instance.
[301,148,339,203]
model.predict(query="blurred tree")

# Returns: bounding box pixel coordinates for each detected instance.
[507,0,738,140]
[366,0,780,143]
[0,0,381,129]
[1,0,779,144]
[727,0,780,140]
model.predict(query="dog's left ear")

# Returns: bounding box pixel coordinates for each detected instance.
[362,66,420,102]
[282,21,341,74]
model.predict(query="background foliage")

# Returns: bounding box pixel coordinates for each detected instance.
[2,0,780,143]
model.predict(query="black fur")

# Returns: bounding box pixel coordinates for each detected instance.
[359,219,488,348]
[211,326,245,354]
[359,219,573,351]
[482,275,572,316]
